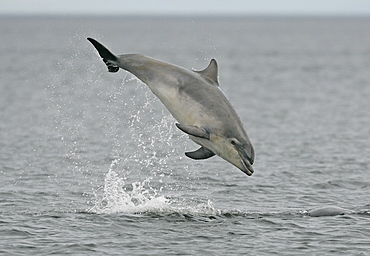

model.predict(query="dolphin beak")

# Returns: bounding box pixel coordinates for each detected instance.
[235,143,254,176]
[240,156,254,176]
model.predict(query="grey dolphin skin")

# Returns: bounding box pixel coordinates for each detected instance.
[87,38,255,176]
[308,206,353,217]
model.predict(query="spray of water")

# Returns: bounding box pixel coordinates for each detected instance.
[87,159,220,215]
[85,76,219,215]
[88,159,171,214]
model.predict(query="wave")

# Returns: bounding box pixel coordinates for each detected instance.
[86,160,370,219]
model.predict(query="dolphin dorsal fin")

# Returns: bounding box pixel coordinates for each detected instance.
[195,59,219,86]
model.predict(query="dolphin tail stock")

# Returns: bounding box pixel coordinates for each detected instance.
[87,37,120,73]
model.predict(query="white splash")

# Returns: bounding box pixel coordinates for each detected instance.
[88,160,171,214]
[87,160,221,216]
[86,77,217,215]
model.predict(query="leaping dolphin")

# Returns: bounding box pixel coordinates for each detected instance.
[87,38,255,176]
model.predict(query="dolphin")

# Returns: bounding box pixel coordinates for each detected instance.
[87,38,255,175]
[308,206,354,217]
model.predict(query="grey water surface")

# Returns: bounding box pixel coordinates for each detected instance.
[1,16,369,255]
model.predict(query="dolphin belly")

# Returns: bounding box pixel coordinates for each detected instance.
[148,80,220,127]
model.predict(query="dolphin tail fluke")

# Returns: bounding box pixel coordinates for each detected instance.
[87,37,119,73]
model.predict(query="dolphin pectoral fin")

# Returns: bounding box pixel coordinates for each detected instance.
[195,59,219,86]
[175,123,210,140]
[87,38,120,73]
[185,147,215,160]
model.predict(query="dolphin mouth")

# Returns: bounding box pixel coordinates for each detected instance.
[240,157,254,176]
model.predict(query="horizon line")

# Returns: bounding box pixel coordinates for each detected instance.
[1,12,370,18]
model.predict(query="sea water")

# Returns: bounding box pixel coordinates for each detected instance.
[0,16,369,255]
